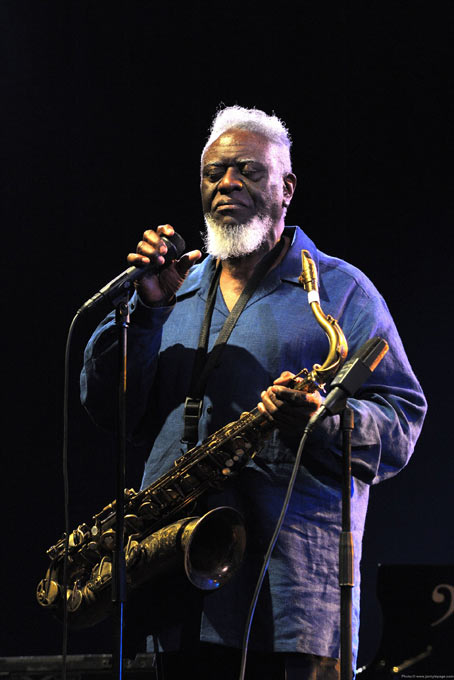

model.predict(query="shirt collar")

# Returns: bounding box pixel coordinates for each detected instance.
[176,253,216,301]
[176,226,320,301]
[279,226,320,284]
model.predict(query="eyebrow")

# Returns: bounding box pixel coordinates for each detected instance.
[202,158,265,169]
[202,161,224,168]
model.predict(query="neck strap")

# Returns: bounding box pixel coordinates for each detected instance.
[182,238,285,448]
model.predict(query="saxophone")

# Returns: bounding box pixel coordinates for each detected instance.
[36,249,348,628]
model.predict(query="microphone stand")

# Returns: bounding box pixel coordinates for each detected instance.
[112,292,130,680]
[305,337,388,678]
[339,406,354,680]
[77,233,185,678]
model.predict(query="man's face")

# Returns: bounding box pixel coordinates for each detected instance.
[201,128,293,229]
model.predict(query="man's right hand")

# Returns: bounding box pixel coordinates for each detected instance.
[127,224,202,306]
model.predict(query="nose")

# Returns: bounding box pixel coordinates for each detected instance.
[218,167,243,192]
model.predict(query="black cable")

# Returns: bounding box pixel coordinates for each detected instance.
[61,309,82,680]
[237,426,311,680]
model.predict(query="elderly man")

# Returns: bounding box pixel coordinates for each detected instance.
[81,106,426,679]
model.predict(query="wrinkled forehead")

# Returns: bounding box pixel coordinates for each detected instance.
[201,128,290,173]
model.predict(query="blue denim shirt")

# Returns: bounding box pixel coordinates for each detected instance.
[81,227,426,664]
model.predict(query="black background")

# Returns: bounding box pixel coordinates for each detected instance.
[2,0,453,670]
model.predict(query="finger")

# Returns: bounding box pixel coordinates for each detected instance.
[127,250,166,268]
[257,400,274,422]
[271,386,322,413]
[156,224,175,237]
[133,230,169,265]
[141,229,171,257]
[273,371,296,386]
[142,229,164,247]
[128,226,179,268]
[174,250,202,276]
[127,252,155,267]
[258,392,307,427]
[131,243,166,268]
[270,385,305,404]
[260,389,284,416]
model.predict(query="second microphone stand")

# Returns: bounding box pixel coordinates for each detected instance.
[339,406,354,680]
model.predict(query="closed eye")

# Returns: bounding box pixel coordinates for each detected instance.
[203,164,225,182]
[239,162,266,180]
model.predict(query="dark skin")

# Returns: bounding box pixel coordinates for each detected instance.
[201,129,292,311]
[127,129,323,438]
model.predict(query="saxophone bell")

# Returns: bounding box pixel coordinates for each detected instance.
[183,506,246,590]
[37,506,246,628]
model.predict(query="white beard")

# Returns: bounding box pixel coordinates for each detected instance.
[202,214,274,260]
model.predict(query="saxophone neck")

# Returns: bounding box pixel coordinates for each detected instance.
[299,249,319,301]
[299,249,348,386]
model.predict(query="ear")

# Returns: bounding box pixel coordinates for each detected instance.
[282,172,297,207]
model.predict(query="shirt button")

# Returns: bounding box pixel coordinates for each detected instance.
[207,406,213,414]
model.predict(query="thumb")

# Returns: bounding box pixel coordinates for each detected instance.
[175,249,202,277]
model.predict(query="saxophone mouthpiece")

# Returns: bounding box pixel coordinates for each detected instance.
[299,250,320,303]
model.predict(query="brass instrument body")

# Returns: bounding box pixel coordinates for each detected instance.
[38,507,246,629]
[37,249,348,628]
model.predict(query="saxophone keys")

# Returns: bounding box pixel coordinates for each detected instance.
[235,435,252,449]
[66,585,83,613]
[138,501,160,518]
[125,539,141,567]
[92,500,116,522]
[83,542,101,564]
[36,578,59,607]
[124,514,143,532]
[68,524,90,549]
[99,528,116,550]
[91,556,112,587]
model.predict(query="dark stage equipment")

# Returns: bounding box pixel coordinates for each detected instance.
[358,564,454,677]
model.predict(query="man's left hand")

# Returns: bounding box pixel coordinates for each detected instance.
[257,371,323,438]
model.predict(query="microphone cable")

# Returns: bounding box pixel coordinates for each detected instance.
[237,425,311,680]
[58,234,186,679]
[61,308,83,680]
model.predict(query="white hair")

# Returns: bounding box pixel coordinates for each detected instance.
[201,105,293,173]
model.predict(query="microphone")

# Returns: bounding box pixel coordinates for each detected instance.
[79,231,186,313]
[306,336,389,431]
